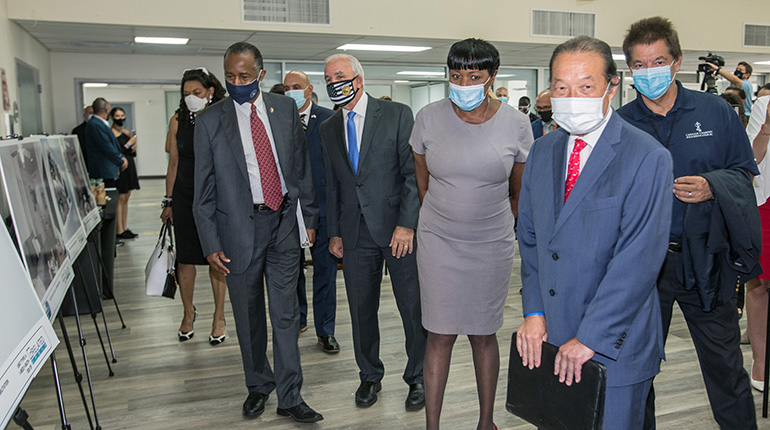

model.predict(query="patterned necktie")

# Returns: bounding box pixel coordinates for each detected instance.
[250,104,283,210]
[300,113,307,131]
[347,111,359,174]
[564,138,588,203]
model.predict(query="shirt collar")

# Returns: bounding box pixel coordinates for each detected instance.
[631,80,695,120]
[97,116,110,127]
[233,89,267,116]
[299,102,312,119]
[571,109,613,149]
[343,92,368,119]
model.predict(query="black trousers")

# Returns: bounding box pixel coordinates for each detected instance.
[644,250,756,430]
[342,216,426,385]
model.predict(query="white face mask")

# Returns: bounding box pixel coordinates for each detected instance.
[551,83,611,135]
[184,93,209,113]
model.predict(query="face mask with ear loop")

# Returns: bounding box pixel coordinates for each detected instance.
[551,83,612,135]
[184,93,211,112]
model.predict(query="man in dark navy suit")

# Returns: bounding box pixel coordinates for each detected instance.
[283,70,340,353]
[84,97,127,186]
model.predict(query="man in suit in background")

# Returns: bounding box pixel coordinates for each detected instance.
[530,89,557,139]
[72,105,93,163]
[516,36,673,428]
[84,98,126,186]
[320,53,427,411]
[283,70,340,354]
[193,42,322,423]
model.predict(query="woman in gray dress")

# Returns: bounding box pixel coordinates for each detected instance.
[411,38,533,430]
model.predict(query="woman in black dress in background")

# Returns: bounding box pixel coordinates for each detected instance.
[110,107,140,239]
[161,68,228,344]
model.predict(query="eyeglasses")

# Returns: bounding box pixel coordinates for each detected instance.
[183,67,210,76]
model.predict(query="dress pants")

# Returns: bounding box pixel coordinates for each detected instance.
[296,216,338,337]
[342,215,426,384]
[644,250,756,430]
[226,205,304,409]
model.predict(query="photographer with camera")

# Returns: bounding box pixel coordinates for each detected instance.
[703,60,754,114]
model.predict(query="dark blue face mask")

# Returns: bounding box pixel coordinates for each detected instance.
[226,75,261,104]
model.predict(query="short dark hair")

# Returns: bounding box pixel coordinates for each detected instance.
[725,86,747,100]
[224,41,263,70]
[622,17,682,65]
[447,38,500,76]
[518,96,531,105]
[92,97,109,115]
[738,61,752,77]
[108,107,125,118]
[759,83,770,97]
[269,83,285,95]
[549,36,618,87]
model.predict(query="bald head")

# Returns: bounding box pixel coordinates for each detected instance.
[283,70,314,111]
[535,89,551,107]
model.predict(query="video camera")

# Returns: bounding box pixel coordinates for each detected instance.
[697,53,725,94]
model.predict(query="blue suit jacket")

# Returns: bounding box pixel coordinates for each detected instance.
[518,111,673,387]
[84,116,123,180]
[305,103,335,217]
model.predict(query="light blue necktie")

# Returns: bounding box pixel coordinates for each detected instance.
[347,111,359,174]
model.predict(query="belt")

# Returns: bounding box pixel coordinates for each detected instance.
[667,241,682,253]
[254,194,288,212]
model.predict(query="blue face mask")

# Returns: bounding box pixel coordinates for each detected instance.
[632,64,675,100]
[448,78,489,111]
[226,75,261,105]
[498,96,508,104]
[286,88,309,109]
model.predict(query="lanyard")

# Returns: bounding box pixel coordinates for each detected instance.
[646,110,678,148]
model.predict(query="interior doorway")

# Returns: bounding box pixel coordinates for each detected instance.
[15,60,43,136]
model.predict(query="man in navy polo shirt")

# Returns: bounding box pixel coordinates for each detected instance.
[618,17,760,430]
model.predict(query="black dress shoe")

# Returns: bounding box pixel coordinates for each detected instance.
[405,383,425,411]
[276,401,323,423]
[243,392,268,417]
[355,381,382,407]
[318,335,340,353]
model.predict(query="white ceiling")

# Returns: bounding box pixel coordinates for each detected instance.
[14,20,770,74]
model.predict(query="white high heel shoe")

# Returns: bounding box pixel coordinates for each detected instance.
[751,360,764,392]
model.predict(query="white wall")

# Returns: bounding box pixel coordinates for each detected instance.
[0,0,53,136]
[83,87,170,177]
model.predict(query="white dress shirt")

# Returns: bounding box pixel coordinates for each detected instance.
[299,103,312,126]
[233,92,288,204]
[749,96,770,205]
[342,92,369,155]
[564,109,613,178]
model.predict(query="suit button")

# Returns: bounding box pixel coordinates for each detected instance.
[552,253,558,260]
[249,215,254,220]
[615,343,621,349]
[621,333,627,339]
[356,183,362,188]
[549,289,555,296]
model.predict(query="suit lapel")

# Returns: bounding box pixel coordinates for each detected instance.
[552,114,621,236]
[263,92,289,171]
[220,98,250,183]
[305,104,320,137]
[357,95,380,172]
[328,110,355,174]
[552,131,568,223]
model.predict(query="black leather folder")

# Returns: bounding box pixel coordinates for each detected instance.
[506,332,607,430]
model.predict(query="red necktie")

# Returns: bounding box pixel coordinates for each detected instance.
[250,104,283,210]
[564,138,587,203]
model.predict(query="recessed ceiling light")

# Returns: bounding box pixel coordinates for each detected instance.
[134,36,189,45]
[394,80,410,83]
[755,60,770,65]
[396,71,445,76]
[83,83,109,88]
[612,54,626,61]
[496,74,515,78]
[304,71,325,75]
[337,44,431,53]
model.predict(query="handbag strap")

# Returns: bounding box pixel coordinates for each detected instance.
[155,220,167,245]
[165,219,175,252]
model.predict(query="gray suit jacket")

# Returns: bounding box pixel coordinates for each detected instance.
[193,94,319,275]
[320,95,419,248]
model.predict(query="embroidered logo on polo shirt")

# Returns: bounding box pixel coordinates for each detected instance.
[686,121,713,139]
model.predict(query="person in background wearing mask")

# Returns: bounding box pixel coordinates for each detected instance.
[110,107,140,240]
[282,70,340,353]
[616,17,760,430]
[530,89,558,139]
[411,38,532,430]
[161,67,228,347]
[193,42,322,423]
[518,96,538,122]
[72,105,93,163]
[516,35,673,429]
[320,53,426,411]
[704,60,754,115]
[495,86,509,104]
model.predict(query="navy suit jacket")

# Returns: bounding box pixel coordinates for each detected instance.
[518,111,673,387]
[305,103,335,217]
[193,94,319,275]
[84,116,123,180]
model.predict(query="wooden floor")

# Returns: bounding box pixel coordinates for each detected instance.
[11,179,770,430]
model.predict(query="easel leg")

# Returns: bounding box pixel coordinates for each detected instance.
[87,229,126,329]
[763,283,769,417]
[58,313,95,429]
[50,353,72,430]
[68,287,102,430]
[72,262,116,374]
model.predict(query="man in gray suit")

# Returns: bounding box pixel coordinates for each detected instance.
[320,53,427,411]
[193,42,322,423]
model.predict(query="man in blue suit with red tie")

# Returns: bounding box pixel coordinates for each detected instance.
[516,36,673,429]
